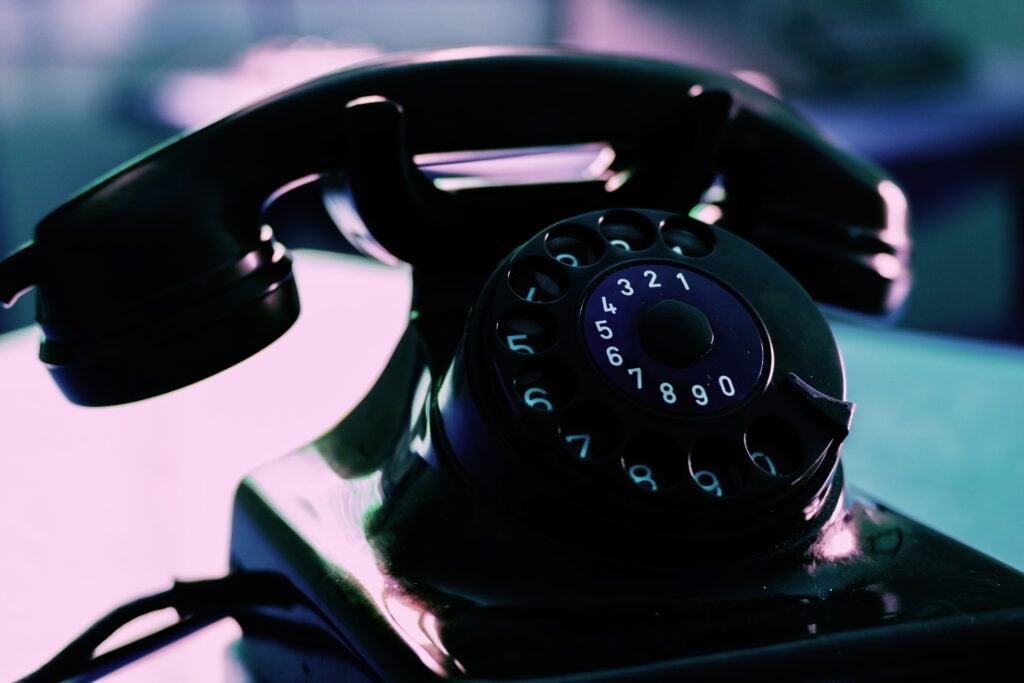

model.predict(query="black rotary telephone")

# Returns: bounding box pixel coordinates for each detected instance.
[3,48,1022,682]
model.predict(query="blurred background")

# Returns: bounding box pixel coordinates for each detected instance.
[1,0,1023,340]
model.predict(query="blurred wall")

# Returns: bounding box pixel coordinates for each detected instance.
[561,0,1024,342]
[0,0,556,331]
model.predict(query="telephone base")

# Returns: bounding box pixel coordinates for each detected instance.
[229,445,1024,682]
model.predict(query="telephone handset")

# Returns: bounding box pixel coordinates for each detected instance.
[0,48,906,406]
[5,49,1021,682]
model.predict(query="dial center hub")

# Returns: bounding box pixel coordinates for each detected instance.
[581,263,766,416]
[638,300,714,368]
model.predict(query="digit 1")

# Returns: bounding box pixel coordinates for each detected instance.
[676,272,690,290]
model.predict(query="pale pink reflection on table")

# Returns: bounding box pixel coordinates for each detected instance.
[0,252,411,681]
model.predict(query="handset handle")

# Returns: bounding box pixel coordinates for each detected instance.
[0,48,909,405]
[29,49,905,288]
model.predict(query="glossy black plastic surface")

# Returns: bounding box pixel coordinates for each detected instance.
[228,258,1022,681]
[229,396,1024,681]
[0,48,909,405]
[4,46,979,682]
[434,210,850,563]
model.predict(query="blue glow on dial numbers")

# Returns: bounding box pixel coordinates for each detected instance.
[751,451,777,475]
[523,387,553,411]
[628,464,658,491]
[506,334,536,354]
[692,470,723,497]
[581,264,765,416]
[564,433,591,459]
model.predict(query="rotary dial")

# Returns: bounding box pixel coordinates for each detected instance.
[438,208,852,553]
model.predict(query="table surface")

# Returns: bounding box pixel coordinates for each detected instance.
[2,251,1022,682]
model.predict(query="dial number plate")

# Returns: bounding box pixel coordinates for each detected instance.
[582,264,765,416]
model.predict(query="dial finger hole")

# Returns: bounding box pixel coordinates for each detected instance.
[745,419,803,477]
[599,211,656,252]
[508,258,569,303]
[621,433,684,494]
[545,224,605,267]
[660,216,715,257]
[498,308,556,355]
[514,365,574,413]
[688,439,749,498]
[558,404,621,462]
